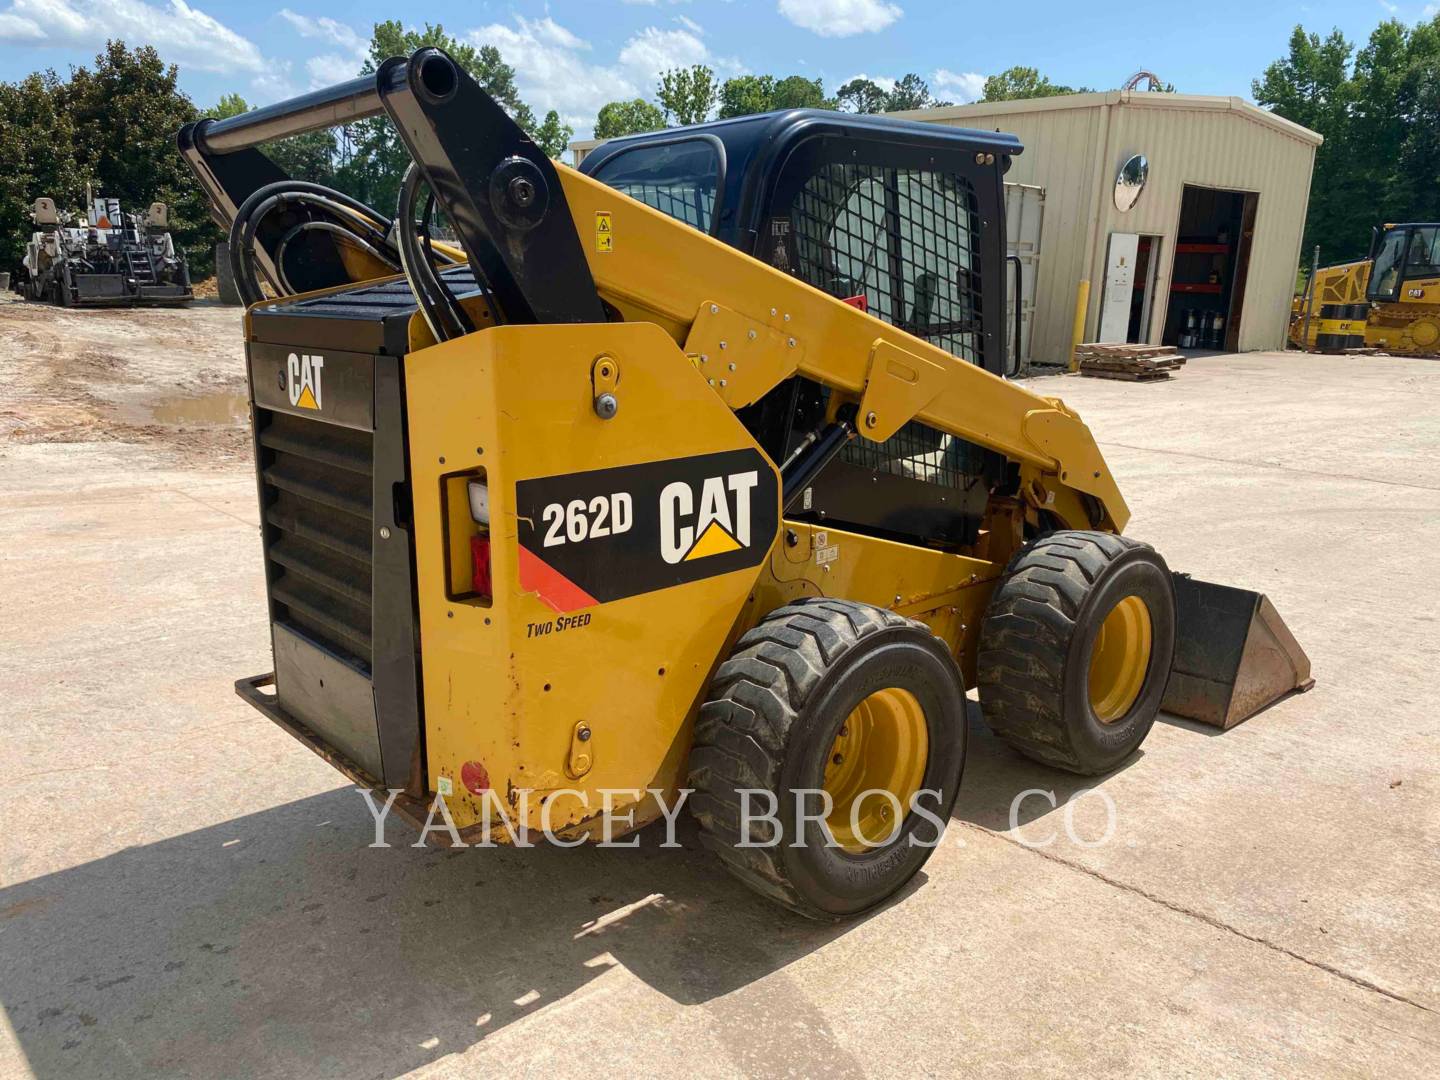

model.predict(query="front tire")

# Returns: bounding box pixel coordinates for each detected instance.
[977,530,1176,775]
[687,599,967,920]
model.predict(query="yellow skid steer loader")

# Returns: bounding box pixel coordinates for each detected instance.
[178,50,1311,918]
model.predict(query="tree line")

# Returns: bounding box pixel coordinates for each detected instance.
[1254,18,1440,264]
[594,68,954,139]
[2,16,1433,279]
[0,23,568,276]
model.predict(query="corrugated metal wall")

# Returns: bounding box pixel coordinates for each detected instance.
[929,103,1103,365]
[1100,102,1316,352]
[915,95,1318,362]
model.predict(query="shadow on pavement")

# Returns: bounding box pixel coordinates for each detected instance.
[0,787,877,1079]
[1,704,1110,1079]
[951,701,1142,832]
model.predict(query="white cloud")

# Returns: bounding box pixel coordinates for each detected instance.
[675,14,703,34]
[1379,0,1398,13]
[278,8,366,58]
[468,16,739,138]
[616,25,710,73]
[778,0,902,38]
[0,0,264,72]
[932,68,985,103]
[278,8,367,87]
[304,53,360,86]
[843,71,895,92]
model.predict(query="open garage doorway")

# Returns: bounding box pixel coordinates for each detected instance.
[1163,185,1259,351]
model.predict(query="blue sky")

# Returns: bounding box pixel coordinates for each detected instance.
[0,1,1430,138]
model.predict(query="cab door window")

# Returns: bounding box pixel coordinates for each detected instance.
[1370,228,1407,301]
[775,163,984,366]
[1404,226,1440,281]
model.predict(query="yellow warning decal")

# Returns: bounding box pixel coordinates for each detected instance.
[595,211,613,253]
[295,384,319,410]
[684,520,742,561]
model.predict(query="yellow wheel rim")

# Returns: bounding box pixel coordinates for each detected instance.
[1087,595,1153,723]
[822,688,929,854]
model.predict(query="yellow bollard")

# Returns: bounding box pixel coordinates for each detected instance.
[1069,280,1090,372]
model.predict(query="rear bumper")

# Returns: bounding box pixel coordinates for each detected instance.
[235,672,439,837]
[237,671,380,788]
[66,283,194,306]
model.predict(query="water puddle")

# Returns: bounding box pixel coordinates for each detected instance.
[143,391,250,426]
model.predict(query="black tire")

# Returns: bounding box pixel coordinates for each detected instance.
[977,530,1176,775]
[687,598,967,920]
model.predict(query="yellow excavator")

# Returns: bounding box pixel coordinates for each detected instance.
[178,49,1311,918]
[1290,222,1440,354]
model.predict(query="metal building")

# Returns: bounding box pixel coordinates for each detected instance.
[892,92,1321,363]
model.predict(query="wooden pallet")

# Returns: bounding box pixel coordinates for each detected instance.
[1079,367,1172,382]
[1075,343,1183,361]
[1077,341,1186,382]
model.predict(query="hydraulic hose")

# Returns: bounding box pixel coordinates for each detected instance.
[396,163,473,343]
[228,180,396,306]
[273,220,400,296]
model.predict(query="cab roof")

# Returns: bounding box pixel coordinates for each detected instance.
[577,108,1022,251]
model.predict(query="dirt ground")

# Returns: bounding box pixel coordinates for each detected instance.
[2,303,1439,1078]
[0,294,249,461]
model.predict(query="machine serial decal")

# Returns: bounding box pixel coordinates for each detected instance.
[515,449,778,612]
[286,352,324,410]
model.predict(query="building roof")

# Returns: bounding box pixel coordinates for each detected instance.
[885,91,1322,147]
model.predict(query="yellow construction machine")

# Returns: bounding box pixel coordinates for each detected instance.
[179,50,1311,918]
[1290,222,1440,354]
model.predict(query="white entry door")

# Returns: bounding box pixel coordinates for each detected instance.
[1098,232,1140,343]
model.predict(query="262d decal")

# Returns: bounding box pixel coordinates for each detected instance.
[515,449,779,612]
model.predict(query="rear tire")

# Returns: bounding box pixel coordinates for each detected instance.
[687,599,967,920]
[978,530,1176,775]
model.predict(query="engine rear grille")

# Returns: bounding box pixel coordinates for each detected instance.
[257,408,374,671]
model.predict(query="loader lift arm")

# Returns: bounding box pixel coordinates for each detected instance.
[180,48,1125,537]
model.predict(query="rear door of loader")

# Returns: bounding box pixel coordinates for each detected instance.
[241,275,474,788]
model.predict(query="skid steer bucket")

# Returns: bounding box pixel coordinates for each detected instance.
[1161,574,1314,729]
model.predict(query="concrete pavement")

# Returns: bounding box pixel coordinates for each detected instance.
[1,351,1437,1077]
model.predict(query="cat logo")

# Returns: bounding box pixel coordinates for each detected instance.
[514,450,777,611]
[660,471,759,564]
[286,352,324,411]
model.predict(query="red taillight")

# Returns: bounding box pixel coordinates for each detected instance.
[842,294,868,313]
[470,534,492,599]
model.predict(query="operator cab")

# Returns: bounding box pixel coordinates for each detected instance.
[579,110,1021,377]
[582,111,1024,551]
[1367,223,1440,302]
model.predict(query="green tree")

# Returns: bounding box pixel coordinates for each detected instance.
[982,66,1089,101]
[0,71,85,273]
[1349,20,1411,227]
[717,74,832,119]
[593,98,666,139]
[772,75,830,110]
[718,74,774,118]
[532,110,574,160]
[886,73,950,111]
[836,74,949,114]
[61,42,215,271]
[1254,26,1360,259]
[657,65,718,125]
[835,77,889,114]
